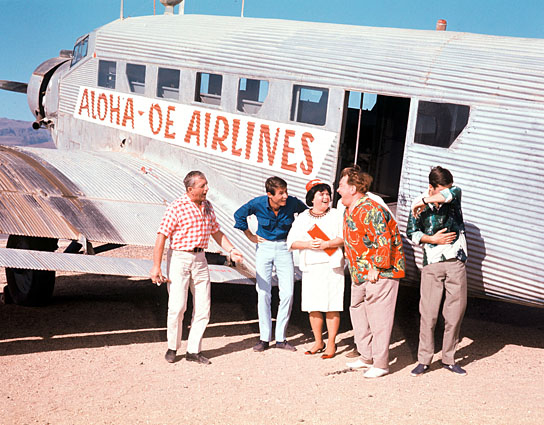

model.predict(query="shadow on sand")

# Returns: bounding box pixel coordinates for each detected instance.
[1,272,542,371]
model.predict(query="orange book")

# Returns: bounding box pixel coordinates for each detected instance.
[307,224,336,256]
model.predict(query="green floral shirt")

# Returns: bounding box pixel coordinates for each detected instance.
[406,186,467,266]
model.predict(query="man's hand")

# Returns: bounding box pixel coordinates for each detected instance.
[367,269,380,283]
[429,228,456,245]
[230,248,244,263]
[412,199,426,218]
[150,265,169,286]
[243,230,264,244]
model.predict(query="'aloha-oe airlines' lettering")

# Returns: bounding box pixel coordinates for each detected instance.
[74,87,336,177]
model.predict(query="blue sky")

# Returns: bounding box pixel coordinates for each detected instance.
[1,0,543,121]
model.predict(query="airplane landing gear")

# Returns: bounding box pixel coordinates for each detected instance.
[4,236,58,306]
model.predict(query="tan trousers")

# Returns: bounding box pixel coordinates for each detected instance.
[418,259,467,365]
[350,278,399,369]
[166,250,211,354]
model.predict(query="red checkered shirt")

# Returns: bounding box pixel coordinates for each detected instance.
[157,194,220,251]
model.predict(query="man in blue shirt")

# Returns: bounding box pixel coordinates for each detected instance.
[234,176,307,352]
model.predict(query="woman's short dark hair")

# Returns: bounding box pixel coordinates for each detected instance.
[429,166,453,188]
[306,183,332,207]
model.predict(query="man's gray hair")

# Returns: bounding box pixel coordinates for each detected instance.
[183,170,206,190]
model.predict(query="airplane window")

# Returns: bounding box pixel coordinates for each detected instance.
[195,72,222,106]
[126,64,146,94]
[98,60,116,89]
[415,101,470,148]
[70,36,89,68]
[291,85,329,126]
[157,68,180,99]
[237,78,269,114]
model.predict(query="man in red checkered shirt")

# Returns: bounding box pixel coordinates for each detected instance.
[150,170,243,365]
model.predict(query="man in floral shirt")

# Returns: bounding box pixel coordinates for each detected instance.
[338,165,405,379]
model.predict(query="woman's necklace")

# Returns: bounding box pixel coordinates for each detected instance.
[309,207,330,218]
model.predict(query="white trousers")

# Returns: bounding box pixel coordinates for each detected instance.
[166,250,211,354]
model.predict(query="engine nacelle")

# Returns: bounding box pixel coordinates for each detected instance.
[27,56,70,127]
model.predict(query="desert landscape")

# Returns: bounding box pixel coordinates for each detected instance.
[0,245,543,425]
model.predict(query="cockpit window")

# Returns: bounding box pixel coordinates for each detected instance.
[71,36,89,68]
[98,60,116,89]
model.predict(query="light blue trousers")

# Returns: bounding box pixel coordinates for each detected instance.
[255,240,294,342]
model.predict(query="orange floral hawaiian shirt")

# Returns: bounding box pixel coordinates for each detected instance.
[343,196,405,283]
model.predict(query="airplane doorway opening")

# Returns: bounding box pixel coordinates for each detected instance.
[336,91,410,215]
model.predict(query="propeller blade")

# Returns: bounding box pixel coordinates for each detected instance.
[0,80,28,94]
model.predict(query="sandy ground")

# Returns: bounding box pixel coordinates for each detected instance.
[0,245,543,425]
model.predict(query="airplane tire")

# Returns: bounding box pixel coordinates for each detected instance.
[5,236,58,306]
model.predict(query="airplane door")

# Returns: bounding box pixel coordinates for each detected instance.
[336,91,410,214]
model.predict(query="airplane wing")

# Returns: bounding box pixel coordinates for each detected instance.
[0,145,178,245]
[0,145,255,286]
[0,247,254,284]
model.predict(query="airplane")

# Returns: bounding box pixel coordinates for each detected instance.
[0,0,542,308]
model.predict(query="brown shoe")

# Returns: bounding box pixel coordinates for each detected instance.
[186,352,211,365]
[165,349,176,363]
[276,341,297,351]
[253,340,270,352]
[345,348,360,358]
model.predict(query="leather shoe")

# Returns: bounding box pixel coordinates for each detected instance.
[345,348,360,358]
[253,340,269,352]
[275,340,297,351]
[186,352,211,365]
[165,349,176,363]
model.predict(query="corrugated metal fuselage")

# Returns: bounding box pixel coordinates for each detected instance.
[11,14,544,306]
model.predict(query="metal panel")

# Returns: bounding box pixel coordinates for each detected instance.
[0,146,186,245]
[0,248,254,284]
[40,14,544,305]
[397,102,544,307]
[58,59,97,115]
[90,15,543,111]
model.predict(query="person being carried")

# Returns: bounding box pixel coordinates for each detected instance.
[150,170,243,365]
[406,166,468,377]
[287,179,344,359]
[338,165,405,379]
[234,176,307,352]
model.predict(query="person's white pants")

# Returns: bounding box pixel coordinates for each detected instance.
[166,250,211,354]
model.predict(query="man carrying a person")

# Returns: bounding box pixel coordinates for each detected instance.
[234,176,307,352]
[406,166,467,376]
[406,166,468,376]
[150,170,243,365]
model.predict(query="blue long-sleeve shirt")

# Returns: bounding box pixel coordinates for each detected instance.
[234,195,307,241]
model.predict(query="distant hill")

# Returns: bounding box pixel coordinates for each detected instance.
[0,117,55,148]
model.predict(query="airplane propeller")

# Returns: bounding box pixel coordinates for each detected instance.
[0,79,28,94]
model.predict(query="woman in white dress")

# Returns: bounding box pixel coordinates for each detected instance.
[287,179,344,359]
